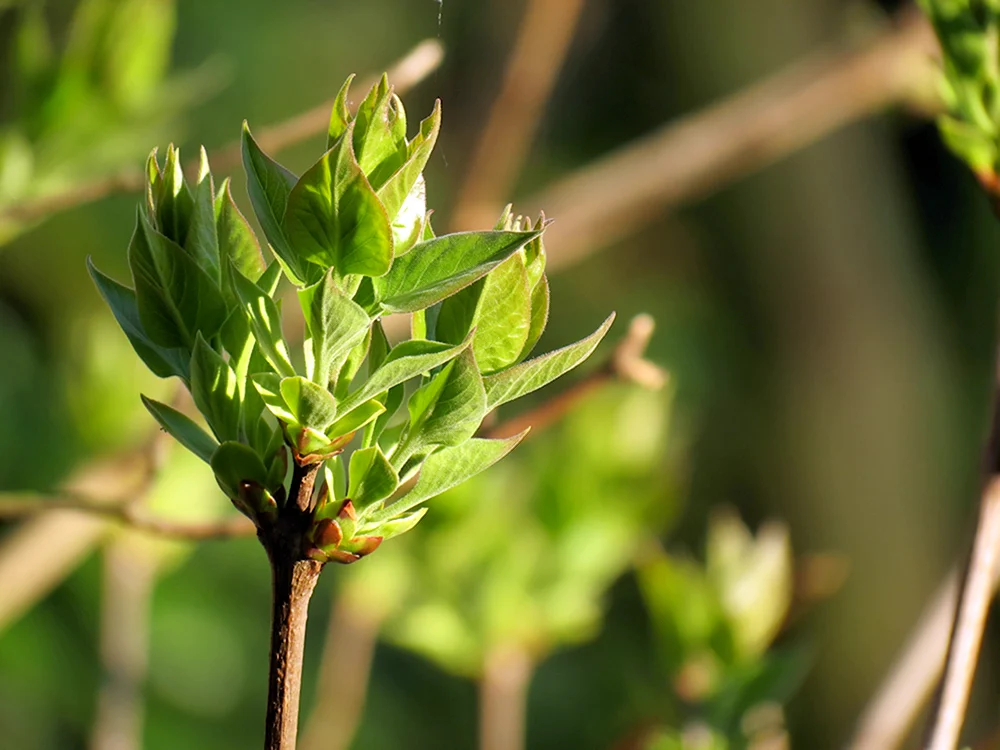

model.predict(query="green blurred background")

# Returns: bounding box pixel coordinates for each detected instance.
[1,0,998,748]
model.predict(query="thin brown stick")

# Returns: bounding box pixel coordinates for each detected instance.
[1,40,444,225]
[0,491,256,540]
[480,645,533,750]
[300,595,384,750]
[522,11,937,272]
[925,476,1000,750]
[850,480,1000,750]
[483,314,667,440]
[451,0,586,231]
[90,536,160,750]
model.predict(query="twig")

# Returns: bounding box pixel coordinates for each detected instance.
[90,536,160,750]
[451,0,586,231]
[0,40,444,225]
[480,645,533,750]
[521,11,938,272]
[300,595,384,750]
[850,480,1000,750]
[483,314,666,440]
[924,476,1000,750]
[0,491,256,540]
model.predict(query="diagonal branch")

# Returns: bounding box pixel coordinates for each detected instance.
[522,10,938,272]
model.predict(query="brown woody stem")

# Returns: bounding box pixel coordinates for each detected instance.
[261,462,324,750]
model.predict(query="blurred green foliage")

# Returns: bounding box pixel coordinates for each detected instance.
[0,0,218,244]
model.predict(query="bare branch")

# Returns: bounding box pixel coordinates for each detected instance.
[521,11,938,273]
[1,40,444,225]
[483,314,666,440]
[0,491,255,540]
[850,478,1000,750]
[451,0,586,230]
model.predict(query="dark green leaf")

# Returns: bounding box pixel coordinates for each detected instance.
[211,441,270,498]
[403,347,486,455]
[216,176,264,302]
[88,259,189,380]
[241,123,307,283]
[190,334,242,443]
[372,229,541,314]
[338,336,471,416]
[184,147,221,285]
[231,265,296,377]
[370,431,527,522]
[141,395,218,464]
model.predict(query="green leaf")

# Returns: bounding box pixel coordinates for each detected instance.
[327,75,354,148]
[372,229,541,314]
[370,432,527,522]
[377,100,441,222]
[519,273,549,360]
[216,176,265,302]
[190,334,241,443]
[366,382,404,447]
[403,347,486,454]
[128,208,228,348]
[184,147,221,285]
[438,253,532,374]
[328,399,385,439]
[337,337,472,416]
[297,269,371,386]
[352,75,408,187]
[211,441,270,498]
[348,445,399,513]
[141,395,218,464]
[154,145,194,245]
[279,376,338,430]
[363,507,427,540]
[231,265,296,377]
[241,123,306,282]
[483,314,615,410]
[252,373,297,424]
[88,259,189,380]
[334,327,372,400]
[283,122,394,278]
[389,175,426,256]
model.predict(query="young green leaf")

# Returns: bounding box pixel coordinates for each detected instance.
[519,274,549,361]
[370,431,528,522]
[372,229,542,314]
[252,373,297,424]
[154,145,194,245]
[279,376,338,430]
[352,76,408,187]
[348,445,399,513]
[231,265,296,378]
[241,123,307,283]
[297,269,371,386]
[328,399,385,440]
[438,253,532,374]
[403,347,486,454]
[184,147,221,285]
[363,507,427,541]
[337,337,472,416]
[483,314,615,410]
[327,74,354,148]
[216,176,265,302]
[128,208,228,348]
[283,123,394,278]
[141,395,218,464]
[88,259,189,380]
[377,100,441,222]
[190,334,242,443]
